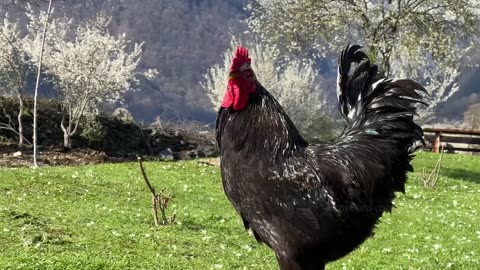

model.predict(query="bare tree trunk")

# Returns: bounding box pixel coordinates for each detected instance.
[17,94,24,147]
[32,0,53,167]
[63,131,71,149]
[60,115,72,149]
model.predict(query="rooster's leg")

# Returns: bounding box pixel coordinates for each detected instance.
[275,254,300,270]
[275,253,325,270]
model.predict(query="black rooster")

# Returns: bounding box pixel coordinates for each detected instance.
[216,45,426,270]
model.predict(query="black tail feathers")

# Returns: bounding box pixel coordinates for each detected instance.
[337,44,427,153]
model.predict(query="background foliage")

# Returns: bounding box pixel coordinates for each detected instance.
[1,0,479,126]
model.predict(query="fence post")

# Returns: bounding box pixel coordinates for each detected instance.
[433,132,442,153]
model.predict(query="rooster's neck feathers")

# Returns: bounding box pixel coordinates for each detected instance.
[216,82,308,158]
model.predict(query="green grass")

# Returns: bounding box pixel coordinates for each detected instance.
[0,153,479,270]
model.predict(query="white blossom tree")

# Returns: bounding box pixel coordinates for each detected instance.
[201,37,335,140]
[25,11,157,148]
[247,0,480,122]
[0,14,31,146]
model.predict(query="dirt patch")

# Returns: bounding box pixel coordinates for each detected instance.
[0,145,106,167]
[0,143,220,168]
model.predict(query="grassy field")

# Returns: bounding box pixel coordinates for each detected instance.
[0,152,479,270]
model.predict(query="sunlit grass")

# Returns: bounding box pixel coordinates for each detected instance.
[0,152,479,269]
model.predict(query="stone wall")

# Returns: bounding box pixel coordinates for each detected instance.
[0,97,218,160]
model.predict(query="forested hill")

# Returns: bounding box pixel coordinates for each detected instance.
[1,0,248,123]
[99,0,248,123]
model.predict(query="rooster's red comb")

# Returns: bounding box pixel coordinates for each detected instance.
[230,46,251,72]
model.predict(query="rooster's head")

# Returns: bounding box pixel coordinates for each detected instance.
[221,46,257,110]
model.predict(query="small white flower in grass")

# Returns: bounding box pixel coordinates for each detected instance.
[433,244,441,251]
[213,264,223,269]
[446,262,454,268]
[406,247,419,253]
[242,245,252,252]
[382,247,392,253]
[144,233,151,238]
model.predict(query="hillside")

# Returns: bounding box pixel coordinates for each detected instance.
[1,0,248,123]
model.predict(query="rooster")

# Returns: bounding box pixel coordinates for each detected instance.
[216,45,425,270]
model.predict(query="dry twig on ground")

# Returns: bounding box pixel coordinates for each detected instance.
[137,156,175,225]
[423,146,445,188]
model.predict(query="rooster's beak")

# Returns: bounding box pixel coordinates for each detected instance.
[229,72,240,80]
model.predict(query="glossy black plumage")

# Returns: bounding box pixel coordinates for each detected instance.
[216,45,425,270]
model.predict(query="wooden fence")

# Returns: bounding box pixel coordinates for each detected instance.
[423,128,480,153]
